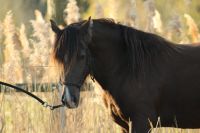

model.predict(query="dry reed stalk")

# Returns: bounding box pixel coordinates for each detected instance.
[0,21,4,66]
[29,10,54,82]
[184,13,200,43]
[152,10,163,34]
[108,0,119,20]
[46,0,55,20]
[128,118,132,133]
[18,24,32,83]
[63,0,80,25]
[167,14,182,42]
[30,10,52,66]
[2,11,23,83]
[0,21,3,42]
[19,24,31,59]
[143,0,156,32]
[126,0,137,27]
[94,3,104,18]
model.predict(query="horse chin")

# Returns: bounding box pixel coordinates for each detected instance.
[62,85,80,109]
[66,101,78,109]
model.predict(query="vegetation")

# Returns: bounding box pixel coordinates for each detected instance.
[0,0,200,132]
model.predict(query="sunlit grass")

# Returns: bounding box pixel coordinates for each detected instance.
[0,88,122,133]
[0,89,200,133]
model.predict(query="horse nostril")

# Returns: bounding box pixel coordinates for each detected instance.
[61,96,67,104]
[71,96,74,102]
[71,95,78,103]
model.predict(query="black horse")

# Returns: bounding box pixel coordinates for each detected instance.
[50,17,200,133]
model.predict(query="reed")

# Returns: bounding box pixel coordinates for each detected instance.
[63,0,80,25]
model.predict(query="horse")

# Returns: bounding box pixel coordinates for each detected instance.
[50,17,200,133]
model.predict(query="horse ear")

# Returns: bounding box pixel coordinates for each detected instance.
[80,16,93,37]
[50,19,62,35]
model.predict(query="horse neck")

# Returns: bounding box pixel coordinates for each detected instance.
[89,21,179,92]
[89,22,128,93]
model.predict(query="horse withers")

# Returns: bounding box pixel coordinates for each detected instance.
[50,17,200,133]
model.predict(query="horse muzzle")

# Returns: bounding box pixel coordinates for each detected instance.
[61,85,80,108]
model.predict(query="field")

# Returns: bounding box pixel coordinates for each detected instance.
[0,0,200,133]
[0,82,200,133]
[0,82,122,133]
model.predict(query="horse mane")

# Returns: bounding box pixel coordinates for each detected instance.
[53,25,80,70]
[92,19,180,78]
[52,18,116,67]
[96,18,116,24]
[121,26,180,79]
[53,18,180,79]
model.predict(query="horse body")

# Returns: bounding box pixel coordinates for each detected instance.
[159,46,200,128]
[90,21,200,132]
[51,18,200,133]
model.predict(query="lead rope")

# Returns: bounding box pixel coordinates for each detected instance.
[0,81,64,110]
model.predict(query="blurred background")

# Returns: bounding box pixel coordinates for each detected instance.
[0,0,200,133]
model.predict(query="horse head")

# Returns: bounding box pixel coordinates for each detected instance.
[51,17,93,108]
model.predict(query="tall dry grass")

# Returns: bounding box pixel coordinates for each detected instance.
[0,80,122,133]
[46,0,55,20]
[184,13,200,43]
[0,20,3,66]
[2,11,23,83]
[18,24,32,83]
[29,10,56,83]
[63,0,80,25]
[125,0,137,27]
[152,10,163,34]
